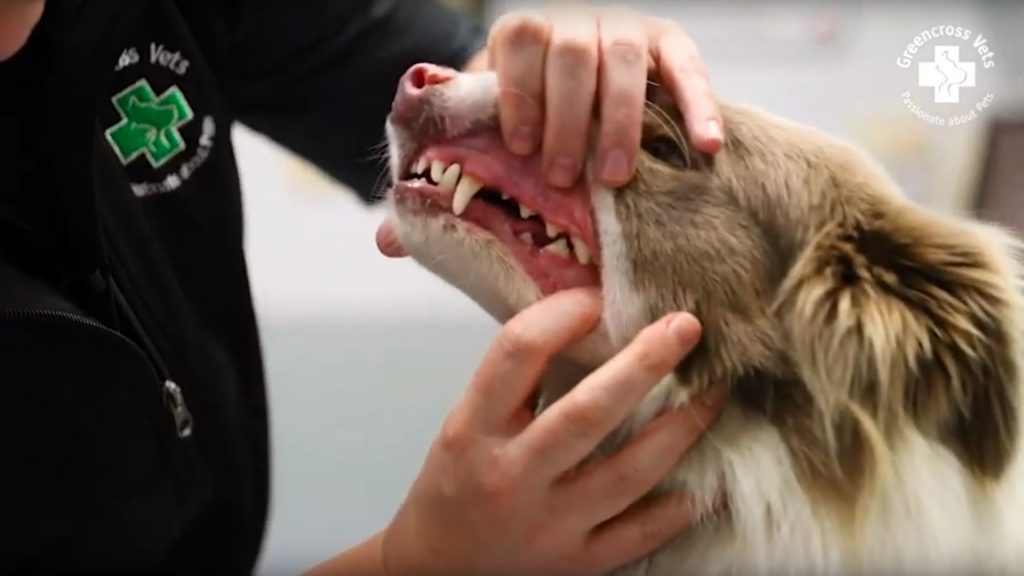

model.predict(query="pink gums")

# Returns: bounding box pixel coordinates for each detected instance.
[395,131,600,295]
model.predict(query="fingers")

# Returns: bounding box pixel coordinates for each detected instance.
[541,8,599,188]
[654,25,724,154]
[515,313,703,480]
[558,385,728,526]
[584,491,697,572]
[595,9,649,187]
[488,8,723,191]
[461,288,602,433]
[489,11,551,156]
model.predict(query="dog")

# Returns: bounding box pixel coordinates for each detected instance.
[384,63,1024,575]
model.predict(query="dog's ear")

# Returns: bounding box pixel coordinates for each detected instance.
[772,203,1022,481]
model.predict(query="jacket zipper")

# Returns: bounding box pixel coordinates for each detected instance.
[0,305,194,439]
[107,279,194,439]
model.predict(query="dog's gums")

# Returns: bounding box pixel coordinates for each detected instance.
[393,130,600,295]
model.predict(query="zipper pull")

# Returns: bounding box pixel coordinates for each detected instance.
[163,380,194,439]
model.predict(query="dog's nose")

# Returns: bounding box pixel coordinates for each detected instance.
[391,63,456,125]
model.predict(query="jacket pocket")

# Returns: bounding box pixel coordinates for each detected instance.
[0,311,210,572]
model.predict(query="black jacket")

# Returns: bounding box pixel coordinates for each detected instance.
[0,1,482,573]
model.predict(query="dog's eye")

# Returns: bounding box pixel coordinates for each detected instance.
[642,135,688,168]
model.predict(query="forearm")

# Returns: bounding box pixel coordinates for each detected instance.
[303,531,387,576]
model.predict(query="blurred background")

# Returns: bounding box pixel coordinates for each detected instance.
[248,1,1024,572]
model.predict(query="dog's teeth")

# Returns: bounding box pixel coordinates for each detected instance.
[413,157,429,176]
[571,236,591,265]
[517,232,532,244]
[541,238,570,258]
[431,159,447,183]
[519,204,536,219]
[452,174,484,216]
[501,193,510,200]
[545,222,563,239]
[439,163,461,193]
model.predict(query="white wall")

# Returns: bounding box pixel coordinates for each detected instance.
[248,1,1024,573]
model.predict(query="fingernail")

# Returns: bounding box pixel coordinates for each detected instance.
[509,125,536,155]
[699,384,729,408]
[548,156,577,188]
[600,149,631,184]
[667,313,702,350]
[705,119,723,144]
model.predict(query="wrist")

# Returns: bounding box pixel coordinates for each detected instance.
[380,513,450,576]
[380,519,418,576]
[303,531,388,576]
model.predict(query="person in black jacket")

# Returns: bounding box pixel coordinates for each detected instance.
[0,1,726,574]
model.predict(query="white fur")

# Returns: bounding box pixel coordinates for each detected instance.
[591,186,652,351]
[392,208,542,324]
[387,72,499,178]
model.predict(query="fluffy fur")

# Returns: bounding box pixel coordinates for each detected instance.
[386,70,1024,575]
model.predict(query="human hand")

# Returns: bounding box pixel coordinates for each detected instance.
[375,5,721,258]
[379,289,728,576]
[486,5,723,189]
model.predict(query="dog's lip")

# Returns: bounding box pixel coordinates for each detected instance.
[394,131,599,259]
[392,179,454,209]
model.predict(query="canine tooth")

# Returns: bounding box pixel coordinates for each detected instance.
[541,238,570,258]
[517,232,532,244]
[501,193,510,200]
[571,236,591,265]
[519,204,536,219]
[431,159,447,183]
[439,163,462,192]
[545,222,563,238]
[452,174,484,216]
[414,157,428,175]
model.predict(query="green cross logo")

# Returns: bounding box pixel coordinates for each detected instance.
[104,79,194,168]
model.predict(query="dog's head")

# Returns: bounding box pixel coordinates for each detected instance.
[386,64,1022,504]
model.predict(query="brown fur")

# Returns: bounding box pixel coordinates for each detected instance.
[620,87,1022,508]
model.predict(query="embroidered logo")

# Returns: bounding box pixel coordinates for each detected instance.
[104,78,195,168]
